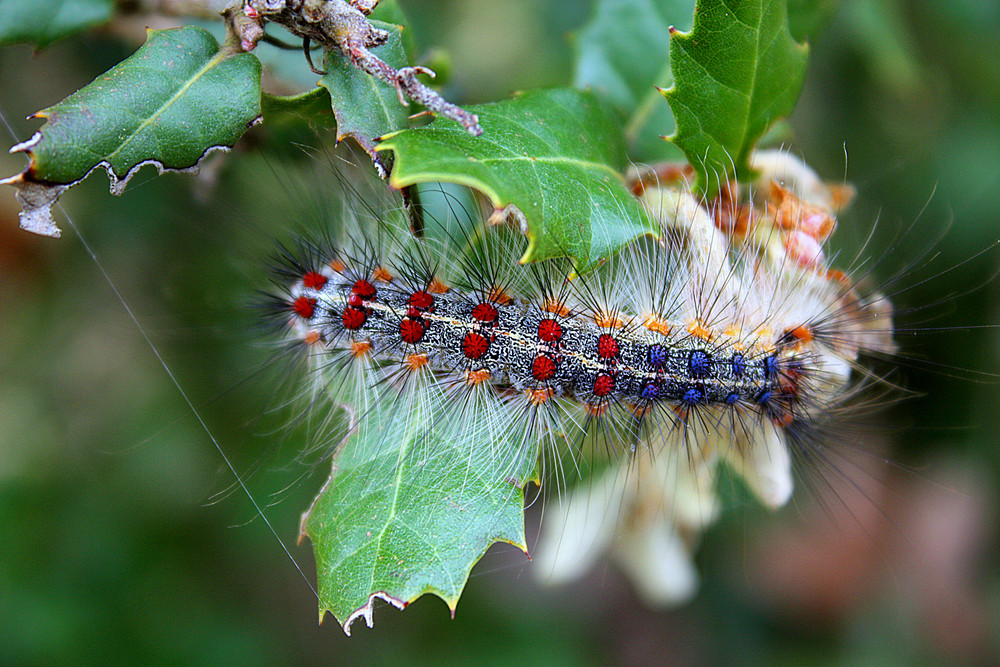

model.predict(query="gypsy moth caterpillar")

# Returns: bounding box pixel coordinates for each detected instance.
[261,147,914,625]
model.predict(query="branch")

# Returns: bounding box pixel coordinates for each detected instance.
[224,0,483,136]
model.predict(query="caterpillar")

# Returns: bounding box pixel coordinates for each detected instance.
[266,149,899,626]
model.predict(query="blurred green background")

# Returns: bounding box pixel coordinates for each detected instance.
[2,0,999,663]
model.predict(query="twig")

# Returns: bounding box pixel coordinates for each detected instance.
[224,0,483,136]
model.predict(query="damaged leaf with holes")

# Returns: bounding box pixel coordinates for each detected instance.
[303,383,537,634]
[1,25,261,237]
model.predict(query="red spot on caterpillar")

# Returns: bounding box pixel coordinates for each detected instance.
[400,318,427,344]
[597,334,619,359]
[462,332,490,360]
[342,306,367,330]
[471,302,499,323]
[292,296,317,319]
[531,354,556,381]
[347,293,364,307]
[537,318,563,342]
[593,373,615,397]
[302,272,327,290]
[408,290,434,310]
[352,280,377,299]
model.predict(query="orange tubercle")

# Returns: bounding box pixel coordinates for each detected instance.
[541,299,571,317]
[771,412,796,428]
[303,330,322,345]
[428,277,450,294]
[767,181,836,242]
[350,340,372,357]
[526,387,554,405]
[594,311,625,329]
[466,369,492,386]
[405,353,429,370]
[643,314,671,336]
[373,266,393,282]
[488,285,513,305]
[686,320,713,341]
[786,325,813,345]
[329,259,345,273]
[752,326,773,344]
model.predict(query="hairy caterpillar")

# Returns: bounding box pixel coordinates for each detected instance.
[2,3,998,660]
[266,149,899,628]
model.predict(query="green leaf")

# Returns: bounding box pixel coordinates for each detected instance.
[369,0,415,60]
[663,0,809,196]
[260,89,338,152]
[304,381,536,633]
[319,20,410,174]
[0,0,114,48]
[573,0,695,162]
[2,26,261,237]
[377,88,655,268]
[787,0,838,44]
[261,88,334,125]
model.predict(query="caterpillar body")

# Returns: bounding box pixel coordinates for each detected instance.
[268,150,898,626]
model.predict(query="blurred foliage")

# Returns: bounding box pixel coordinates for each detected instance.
[2,0,1000,663]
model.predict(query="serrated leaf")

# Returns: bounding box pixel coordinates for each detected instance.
[319,20,409,174]
[573,0,695,162]
[2,26,261,237]
[376,88,655,269]
[664,0,809,196]
[304,380,536,634]
[0,0,114,48]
